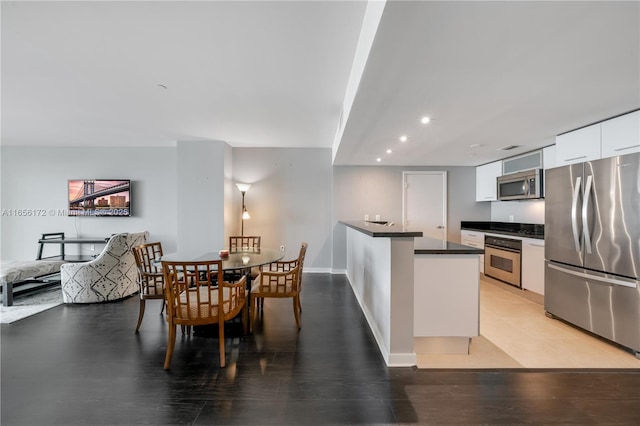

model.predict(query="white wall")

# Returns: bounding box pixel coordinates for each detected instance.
[490,199,545,224]
[0,146,177,259]
[1,145,333,270]
[223,143,235,245]
[176,140,227,254]
[232,148,333,271]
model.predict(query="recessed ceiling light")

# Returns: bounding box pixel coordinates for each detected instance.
[400,135,408,142]
[376,158,382,162]
[386,149,392,154]
[420,116,430,124]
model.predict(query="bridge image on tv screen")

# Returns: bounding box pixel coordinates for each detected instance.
[68,180,131,217]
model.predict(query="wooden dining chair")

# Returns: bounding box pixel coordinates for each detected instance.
[132,242,165,333]
[229,236,261,251]
[250,242,307,332]
[162,259,248,369]
[227,235,262,283]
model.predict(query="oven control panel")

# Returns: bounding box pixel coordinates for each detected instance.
[485,236,522,251]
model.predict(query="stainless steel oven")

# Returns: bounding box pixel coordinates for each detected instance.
[484,236,522,287]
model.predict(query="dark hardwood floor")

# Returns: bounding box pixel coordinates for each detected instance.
[2,273,639,425]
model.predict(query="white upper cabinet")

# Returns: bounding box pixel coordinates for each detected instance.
[475,161,502,202]
[555,123,601,165]
[502,150,542,175]
[542,145,556,170]
[601,110,640,158]
[555,110,639,165]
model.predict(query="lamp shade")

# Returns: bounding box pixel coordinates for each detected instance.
[236,183,251,193]
[242,209,250,220]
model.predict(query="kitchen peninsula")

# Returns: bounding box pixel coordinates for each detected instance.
[342,220,484,367]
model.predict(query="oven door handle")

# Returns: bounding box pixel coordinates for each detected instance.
[571,176,582,253]
[485,245,521,254]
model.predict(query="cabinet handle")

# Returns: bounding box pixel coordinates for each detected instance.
[614,144,640,152]
[466,243,478,247]
[484,196,493,199]
[565,155,587,162]
[528,243,545,247]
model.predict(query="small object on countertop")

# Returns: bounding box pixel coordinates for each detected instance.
[219,249,229,258]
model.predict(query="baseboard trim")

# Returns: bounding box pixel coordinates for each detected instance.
[303,267,332,274]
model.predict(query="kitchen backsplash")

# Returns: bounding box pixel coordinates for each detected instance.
[491,199,545,224]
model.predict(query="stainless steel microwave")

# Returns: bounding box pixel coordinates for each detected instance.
[497,169,543,200]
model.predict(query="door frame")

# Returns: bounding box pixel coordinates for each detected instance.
[402,171,448,240]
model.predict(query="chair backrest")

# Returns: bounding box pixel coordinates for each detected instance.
[59,231,148,303]
[257,242,307,295]
[162,260,246,325]
[296,242,308,289]
[258,262,300,295]
[132,242,164,296]
[262,242,307,274]
[93,231,148,294]
[297,242,308,271]
[132,242,163,275]
[229,236,261,251]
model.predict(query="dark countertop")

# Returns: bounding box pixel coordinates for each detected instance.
[340,220,423,238]
[341,221,482,254]
[414,237,484,255]
[461,221,544,240]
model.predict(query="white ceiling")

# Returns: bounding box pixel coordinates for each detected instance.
[2,1,639,167]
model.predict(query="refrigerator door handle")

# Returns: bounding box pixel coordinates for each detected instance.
[548,263,638,289]
[582,174,593,254]
[571,176,582,252]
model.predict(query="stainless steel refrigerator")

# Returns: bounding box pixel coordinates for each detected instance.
[545,152,640,356]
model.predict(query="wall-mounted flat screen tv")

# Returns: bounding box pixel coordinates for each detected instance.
[68,180,131,217]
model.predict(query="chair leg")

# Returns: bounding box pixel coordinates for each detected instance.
[242,302,248,335]
[249,295,255,333]
[164,323,177,370]
[135,298,146,333]
[293,296,301,330]
[218,320,226,368]
[160,299,165,315]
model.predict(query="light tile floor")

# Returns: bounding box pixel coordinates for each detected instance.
[417,277,640,369]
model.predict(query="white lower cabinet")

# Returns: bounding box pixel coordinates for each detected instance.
[461,230,485,273]
[521,238,545,295]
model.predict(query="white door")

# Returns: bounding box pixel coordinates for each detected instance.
[403,171,447,247]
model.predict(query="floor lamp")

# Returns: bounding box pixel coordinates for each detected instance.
[236,183,251,237]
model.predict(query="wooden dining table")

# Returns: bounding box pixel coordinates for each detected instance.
[158,247,285,337]
[159,247,284,275]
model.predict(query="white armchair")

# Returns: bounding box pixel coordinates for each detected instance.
[61,232,148,303]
